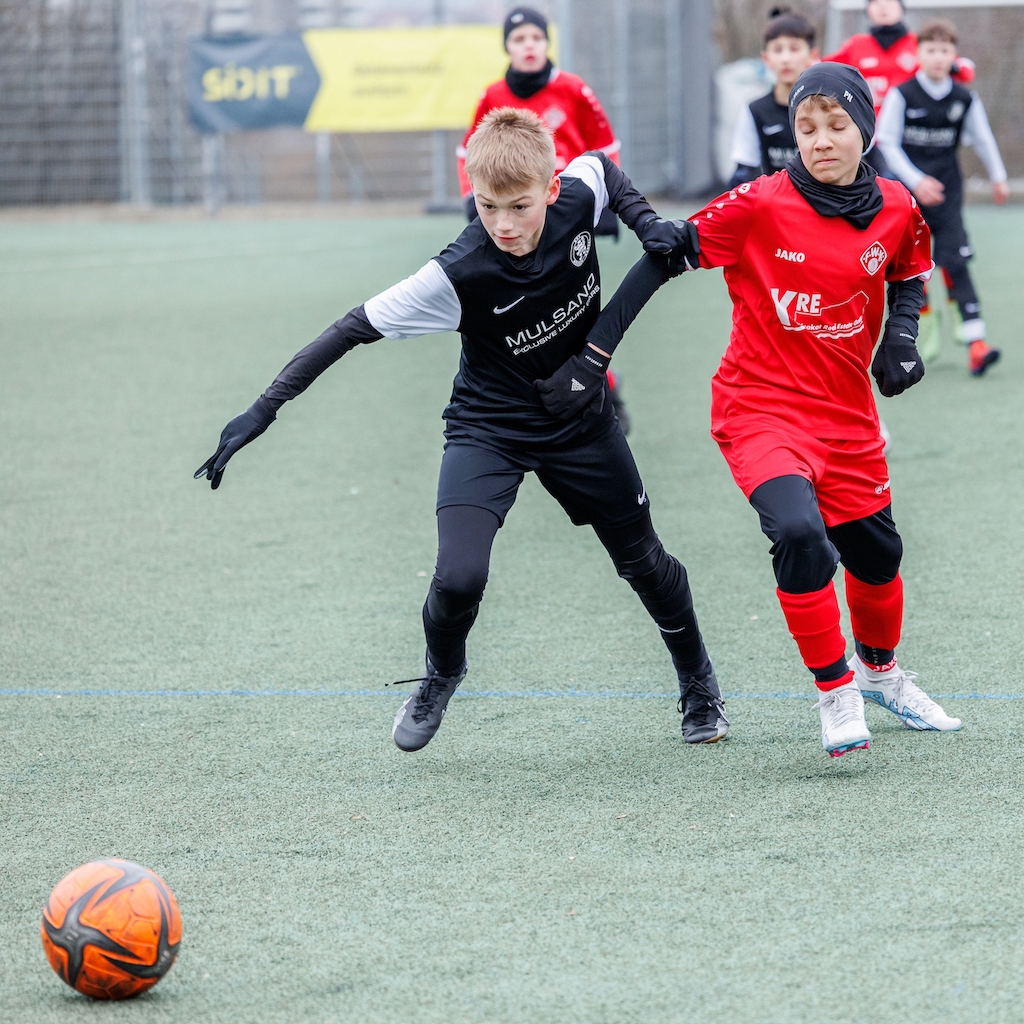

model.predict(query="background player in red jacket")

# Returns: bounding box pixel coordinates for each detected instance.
[826,0,974,175]
[684,63,961,757]
[457,7,631,429]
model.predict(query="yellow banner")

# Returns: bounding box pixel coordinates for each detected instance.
[302,25,556,133]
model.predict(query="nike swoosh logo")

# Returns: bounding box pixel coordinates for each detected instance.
[637,486,647,505]
[906,108,928,119]
[762,124,785,135]
[493,296,525,315]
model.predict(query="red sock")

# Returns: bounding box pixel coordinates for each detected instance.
[776,584,852,691]
[845,571,903,654]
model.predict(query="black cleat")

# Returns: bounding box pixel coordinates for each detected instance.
[677,662,729,744]
[391,657,467,752]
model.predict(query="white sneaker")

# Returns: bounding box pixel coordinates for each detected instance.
[852,654,962,731]
[814,679,871,757]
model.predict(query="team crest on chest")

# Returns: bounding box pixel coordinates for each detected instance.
[570,231,592,267]
[947,100,966,123]
[542,105,567,130]
[860,241,887,276]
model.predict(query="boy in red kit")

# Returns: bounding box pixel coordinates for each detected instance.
[686,63,961,756]
[457,7,620,220]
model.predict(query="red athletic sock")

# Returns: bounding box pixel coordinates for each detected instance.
[776,584,851,691]
[941,266,955,292]
[845,571,903,654]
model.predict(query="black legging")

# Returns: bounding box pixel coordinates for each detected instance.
[423,504,707,678]
[749,475,902,594]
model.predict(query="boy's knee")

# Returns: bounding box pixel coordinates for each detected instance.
[431,565,488,613]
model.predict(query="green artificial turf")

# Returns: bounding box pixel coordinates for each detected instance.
[1,206,1023,1023]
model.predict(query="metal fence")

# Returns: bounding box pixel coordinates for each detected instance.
[0,0,720,208]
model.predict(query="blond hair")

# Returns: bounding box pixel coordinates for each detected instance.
[464,107,556,194]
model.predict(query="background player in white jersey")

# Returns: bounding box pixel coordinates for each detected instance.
[877,18,1007,374]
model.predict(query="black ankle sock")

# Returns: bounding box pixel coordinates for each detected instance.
[812,656,851,684]
[855,641,895,668]
[658,612,708,678]
[422,602,475,677]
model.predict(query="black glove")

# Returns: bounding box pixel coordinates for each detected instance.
[636,216,700,277]
[194,396,276,489]
[535,345,610,421]
[871,319,925,397]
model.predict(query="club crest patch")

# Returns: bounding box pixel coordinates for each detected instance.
[860,241,887,276]
[947,100,966,123]
[570,231,592,267]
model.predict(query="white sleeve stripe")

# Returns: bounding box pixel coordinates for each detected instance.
[962,97,1007,184]
[561,154,608,229]
[729,106,761,169]
[363,259,462,339]
[894,260,934,283]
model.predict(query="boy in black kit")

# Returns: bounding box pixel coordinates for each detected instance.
[196,108,729,752]
[877,18,1007,374]
[728,7,818,187]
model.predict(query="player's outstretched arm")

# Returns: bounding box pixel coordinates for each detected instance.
[581,151,700,261]
[194,306,384,489]
[535,247,696,420]
[871,276,926,397]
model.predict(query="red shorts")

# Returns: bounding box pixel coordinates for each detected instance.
[712,415,891,528]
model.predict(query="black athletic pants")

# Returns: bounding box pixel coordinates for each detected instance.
[749,475,902,593]
[921,188,980,323]
[421,427,708,681]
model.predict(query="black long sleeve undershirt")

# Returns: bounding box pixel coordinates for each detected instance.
[584,253,671,359]
[589,151,659,233]
[885,276,926,341]
[261,305,383,412]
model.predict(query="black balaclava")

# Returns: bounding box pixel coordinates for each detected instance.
[786,64,883,229]
[503,6,554,99]
[868,0,909,50]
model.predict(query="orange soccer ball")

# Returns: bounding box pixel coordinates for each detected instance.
[40,858,181,1000]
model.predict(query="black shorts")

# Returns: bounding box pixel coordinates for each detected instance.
[436,419,650,528]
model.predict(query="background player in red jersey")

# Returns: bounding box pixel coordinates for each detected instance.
[684,63,962,757]
[457,6,631,429]
[826,0,974,175]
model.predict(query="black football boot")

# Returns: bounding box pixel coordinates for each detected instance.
[677,660,729,744]
[391,657,467,752]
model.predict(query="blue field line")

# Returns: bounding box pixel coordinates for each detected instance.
[1,687,1022,700]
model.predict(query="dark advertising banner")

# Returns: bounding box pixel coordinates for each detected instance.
[188,34,321,134]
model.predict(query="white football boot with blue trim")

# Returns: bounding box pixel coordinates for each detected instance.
[852,654,961,731]
[814,679,871,757]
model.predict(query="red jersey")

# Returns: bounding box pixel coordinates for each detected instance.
[826,33,974,114]
[457,69,620,197]
[691,173,932,441]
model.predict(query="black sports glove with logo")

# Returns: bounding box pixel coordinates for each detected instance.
[636,217,701,277]
[535,344,609,420]
[194,396,276,489]
[872,316,925,397]
[872,277,927,398]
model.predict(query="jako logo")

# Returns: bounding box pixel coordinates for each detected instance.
[570,232,592,267]
[860,241,887,276]
[774,248,805,262]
